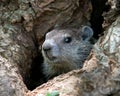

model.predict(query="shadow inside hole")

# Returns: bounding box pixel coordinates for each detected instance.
[26,54,46,90]
[90,0,110,39]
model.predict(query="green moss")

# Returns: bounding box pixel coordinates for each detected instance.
[46,91,59,96]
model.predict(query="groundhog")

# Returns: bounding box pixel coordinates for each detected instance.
[42,25,93,79]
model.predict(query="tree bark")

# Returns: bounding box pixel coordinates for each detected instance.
[0,0,92,95]
[0,0,120,96]
[27,0,120,96]
[0,55,28,96]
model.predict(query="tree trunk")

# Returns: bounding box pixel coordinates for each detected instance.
[0,0,120,96]
[27,0,120,96]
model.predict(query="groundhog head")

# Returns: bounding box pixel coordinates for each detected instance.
[42,26,93,76]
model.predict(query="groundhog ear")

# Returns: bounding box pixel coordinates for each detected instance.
[81,26,93,41]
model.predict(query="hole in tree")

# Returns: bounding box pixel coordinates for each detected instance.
[26,52,46,90]
[24,34,46,90]
[25,0,110,91]
[90,0,110,39]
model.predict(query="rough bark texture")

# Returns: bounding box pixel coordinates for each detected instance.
[26,0,120,96]
[0,1,37,96]
[0,24,36,95]
[0,0,120,96]
[32,0,92,45]
[0,56,28,96]
[0,0,92,95]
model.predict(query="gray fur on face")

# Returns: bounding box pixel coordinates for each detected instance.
[42,26,93,79]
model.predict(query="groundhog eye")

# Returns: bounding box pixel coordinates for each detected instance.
[64,37,72,43]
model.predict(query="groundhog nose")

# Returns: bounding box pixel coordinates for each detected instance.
[42,45,52,52]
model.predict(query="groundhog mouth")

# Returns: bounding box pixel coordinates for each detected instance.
[45,52,57,61]
[48,56,56,61]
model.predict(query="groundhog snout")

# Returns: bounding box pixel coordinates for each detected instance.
[42,40,55,52]
[42,40,59,60]
[42,44,54,60]
[42,44,51,52]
